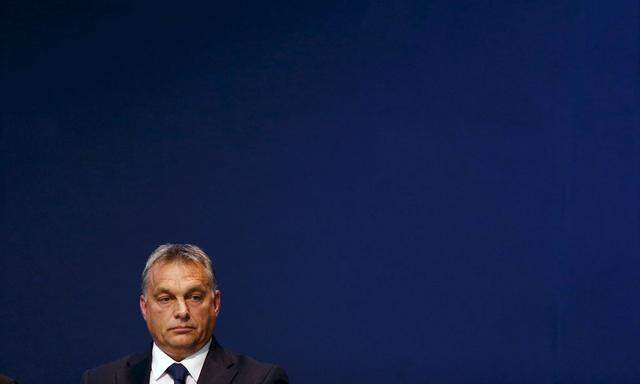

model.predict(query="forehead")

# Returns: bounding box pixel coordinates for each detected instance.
[147,260,210,290]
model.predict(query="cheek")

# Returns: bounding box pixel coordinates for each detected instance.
[148,308,171,328]
[193,306,216,324]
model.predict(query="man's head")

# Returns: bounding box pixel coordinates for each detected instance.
[139,244,221,361]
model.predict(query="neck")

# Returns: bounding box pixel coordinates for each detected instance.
[156,338,212,362]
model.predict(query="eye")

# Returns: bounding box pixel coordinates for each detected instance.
[189,294,203,302]
[157,296,171,303]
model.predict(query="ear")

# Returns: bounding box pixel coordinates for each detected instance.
[213,289,222,316]
[140,294,148,321]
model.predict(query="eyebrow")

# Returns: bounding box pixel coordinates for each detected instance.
[185,286,208,295]
[152,288,173,296]
[152,285,208,296]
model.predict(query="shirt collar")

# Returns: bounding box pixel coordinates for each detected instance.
[150,338,212,382]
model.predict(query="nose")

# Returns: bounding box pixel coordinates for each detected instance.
[173,298,190,320]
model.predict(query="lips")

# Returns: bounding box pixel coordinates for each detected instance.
[169,326,195,334]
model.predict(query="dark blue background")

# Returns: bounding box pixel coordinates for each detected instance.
[1,1,638,383]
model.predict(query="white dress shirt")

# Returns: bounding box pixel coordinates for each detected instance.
[149,339,212,384]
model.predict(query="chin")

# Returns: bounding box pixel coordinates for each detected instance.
[165,336,194,346]
[173,335,197,342]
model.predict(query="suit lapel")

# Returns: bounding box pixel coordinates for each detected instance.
[116,339,234,384]
[117,351,151,384]
[197,339,238,384]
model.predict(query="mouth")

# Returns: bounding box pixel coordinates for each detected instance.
[169,326,196,334]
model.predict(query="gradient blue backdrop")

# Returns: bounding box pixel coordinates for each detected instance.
[1,1,638,383]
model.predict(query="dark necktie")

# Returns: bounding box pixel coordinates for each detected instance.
[166,363,190,384]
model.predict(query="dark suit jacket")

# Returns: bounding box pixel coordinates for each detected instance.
[82,339,288,384]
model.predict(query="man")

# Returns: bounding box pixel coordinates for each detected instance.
[83,244,288,384]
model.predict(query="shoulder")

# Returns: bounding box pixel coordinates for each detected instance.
[82,353,148,384]
[225,350,289,384]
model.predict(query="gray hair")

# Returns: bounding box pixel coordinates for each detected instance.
[142,244,218,295]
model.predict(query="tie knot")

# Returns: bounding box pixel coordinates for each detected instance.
[166,363,190,384]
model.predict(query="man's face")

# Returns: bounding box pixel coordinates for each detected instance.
[139,260,221,361]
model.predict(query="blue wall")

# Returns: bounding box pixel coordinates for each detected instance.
[2,1,638,382]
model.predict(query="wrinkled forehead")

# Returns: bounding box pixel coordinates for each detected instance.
[146,259,213,292]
